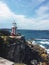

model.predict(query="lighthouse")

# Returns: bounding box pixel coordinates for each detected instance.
[11,21,17,36]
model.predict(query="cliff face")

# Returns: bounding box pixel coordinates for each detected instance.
[0,36,49,65]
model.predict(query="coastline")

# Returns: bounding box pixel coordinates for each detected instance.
[0,30,49,65]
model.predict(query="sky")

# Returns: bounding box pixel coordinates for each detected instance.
[0,0,49,30]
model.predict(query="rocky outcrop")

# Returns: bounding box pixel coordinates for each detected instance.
[0,30,10,36]
[0,36,49,65]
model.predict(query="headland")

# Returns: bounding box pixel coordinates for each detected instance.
[0,29,49,65]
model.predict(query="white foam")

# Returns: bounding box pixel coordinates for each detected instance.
[40,45,45,49]
[40,41,49,45]
[32,41,37,45]
[46,49,49,54]
[32,39,49,54]
[36,39,49,41]
[35,39,49,45]
[39,44,49,54]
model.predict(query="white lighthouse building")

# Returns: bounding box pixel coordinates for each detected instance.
[11,21,17,36]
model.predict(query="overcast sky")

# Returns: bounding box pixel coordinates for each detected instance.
[0,0,49,30]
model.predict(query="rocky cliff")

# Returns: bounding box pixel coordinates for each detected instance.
[0,30,49,65]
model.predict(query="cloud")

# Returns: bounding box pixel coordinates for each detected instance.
[36,6,49,16]
[35,5,49,19]
[5,0,46,16]
[0,1,49,30]
[0,1,12,18]
[34,4,49,30]
[33,19,49,30]
[12,13,35,29]
[0,1,35,29]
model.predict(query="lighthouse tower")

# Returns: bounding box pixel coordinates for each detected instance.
[11,21,17,36]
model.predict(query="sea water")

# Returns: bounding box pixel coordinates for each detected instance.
[17,30,49,39]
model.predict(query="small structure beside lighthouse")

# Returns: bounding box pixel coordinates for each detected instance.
[11,21,17,36]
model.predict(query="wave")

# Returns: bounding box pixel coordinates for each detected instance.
[39,45,49,54]
[46,49,49,54]
[32,39,49,54]
[35,39,49,45]
[40,45,45,49]
[32,41,37,45]
[40,41,49,45]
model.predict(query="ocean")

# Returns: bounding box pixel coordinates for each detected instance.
[17,30,49,40]
[10,29,49,54]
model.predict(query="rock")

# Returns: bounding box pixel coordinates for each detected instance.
[0,57,14,65]
[0,36,49,65]
[31,59,38,65]
[41,53,48,61]
[0,30,10,36]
